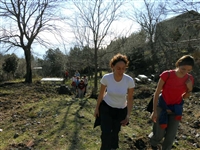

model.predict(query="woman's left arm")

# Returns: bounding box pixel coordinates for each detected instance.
[127,88,134,118]
[182,77,193,99]
[121,87,134,126]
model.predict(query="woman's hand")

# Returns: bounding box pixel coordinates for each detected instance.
[185,78,193,92]
[94,108,99,118]
[166,109,172,113]
[120,116,129,126]
[150,111,157,123]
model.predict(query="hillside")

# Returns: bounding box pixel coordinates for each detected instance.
[0,81,200,150]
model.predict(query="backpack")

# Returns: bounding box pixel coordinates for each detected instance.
[146,71,170,113]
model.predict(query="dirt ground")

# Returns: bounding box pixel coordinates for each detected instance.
[0,81,200,150]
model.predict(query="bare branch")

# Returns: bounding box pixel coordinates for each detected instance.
[65,0,125,93]
[0,0,67,83]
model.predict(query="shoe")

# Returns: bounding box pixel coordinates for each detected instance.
[148,132,153,138]
[151,144,162,150]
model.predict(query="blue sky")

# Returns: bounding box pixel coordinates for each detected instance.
[1,0,199,59]
[0,1,143,59]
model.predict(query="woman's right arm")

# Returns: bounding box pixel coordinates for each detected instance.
[94,84,106,117]
[151,78,165,122]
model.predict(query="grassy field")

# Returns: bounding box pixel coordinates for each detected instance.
[0,79,200,150]
[0,82,101,150]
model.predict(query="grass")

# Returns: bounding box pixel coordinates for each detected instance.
[0,78,200,150]
[0,80,103,150]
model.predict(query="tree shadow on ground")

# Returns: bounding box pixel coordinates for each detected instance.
[67,98,92,150]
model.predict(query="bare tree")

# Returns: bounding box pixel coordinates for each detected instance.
[67,0,125,94]
[127,0,167,73]
[0,0,64,83]
[166,0,200,14]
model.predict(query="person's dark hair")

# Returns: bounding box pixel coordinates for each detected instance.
[109,53,129,68]
[175,55,195,67]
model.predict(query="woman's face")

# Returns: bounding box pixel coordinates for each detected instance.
[112,61,126,76]
[178,65,193,75]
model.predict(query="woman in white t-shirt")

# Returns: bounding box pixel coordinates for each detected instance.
[94,53,135,150]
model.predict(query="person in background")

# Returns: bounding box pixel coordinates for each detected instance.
[75,76,80,97]
[75,70,80,77]
[71,75,76,81]
[75,76,80,86]
[150,55,195,150]
[70,75,77,94]
[83,75,88,95]
[71,80,77,95]
[78,78,86,98]
[71,75,76,82]
[65,70,69,80]
[94,53,135,150]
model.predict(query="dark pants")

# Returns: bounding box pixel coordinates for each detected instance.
[99,101,127,150]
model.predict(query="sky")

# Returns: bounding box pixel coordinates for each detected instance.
[8,19,141,59]
[0,1,143,59]
[28,18,141,59]
[1,0,198,59]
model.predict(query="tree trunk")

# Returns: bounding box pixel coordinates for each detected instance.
[150,40,156,74]
[24,48,32,83]
[92,46,98,96]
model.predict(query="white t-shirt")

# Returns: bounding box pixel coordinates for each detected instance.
[101,73,135,109]
[71,77,77,82]
[84,78,88,84]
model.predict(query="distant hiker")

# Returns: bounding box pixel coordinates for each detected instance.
[77,78,86,98]
[65,70,69,80]
[70,76,79,95]
[71,75,77,82]
[94,53,135,150]
[71,80,76,94]
[149,55,195,150]
[73,76,80,97]
[74,70,80,77]
[75,76,80,87]
[83,75,88,95]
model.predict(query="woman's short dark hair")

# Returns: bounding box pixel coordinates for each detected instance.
[175,55,194,67]
[109,53,129,68]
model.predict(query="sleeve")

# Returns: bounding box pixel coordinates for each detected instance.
[100,75,107,86]
[128,77,135,89]
[160,70,170,82]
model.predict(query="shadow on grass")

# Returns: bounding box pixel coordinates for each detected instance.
[41,96,92,150]
[67,98,89,150]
